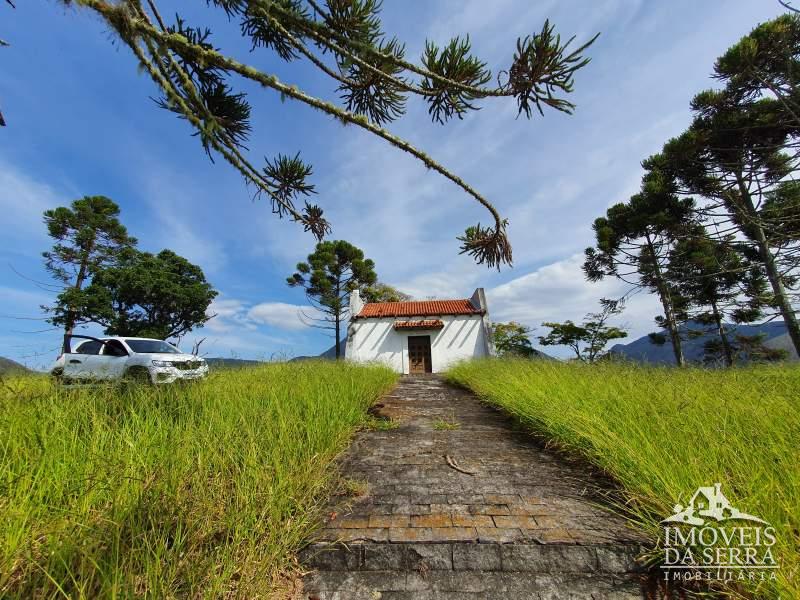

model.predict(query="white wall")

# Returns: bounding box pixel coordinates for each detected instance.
[345,314,490,374]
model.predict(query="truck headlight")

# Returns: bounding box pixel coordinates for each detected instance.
[152,360,174,367]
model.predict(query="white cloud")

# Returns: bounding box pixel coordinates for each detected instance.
[0,285,53,311]
[204,295,320,334]
[139,168,229,273]
[247,301,318,331]
[209,297,247,319]
[204,297,255,334]
[0,159,67,245]
[396,263,483,300]
[487,253,662,352]
[184,296,323,359]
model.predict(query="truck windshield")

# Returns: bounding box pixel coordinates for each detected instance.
[125,339,180,354]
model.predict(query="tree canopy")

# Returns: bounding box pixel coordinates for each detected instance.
[585,11,800,364]
[43,196,137,352]
[362,282,410,303]
[44,197,216,343]
[663,232,766,366]
[287,239,377,358]
[491,321,537,358]
[584,170,695,366]
[86,248,218,340]
[538,299,627,363]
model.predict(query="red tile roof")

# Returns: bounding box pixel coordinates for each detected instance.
[356,299,482,319]
[393,319,445,330]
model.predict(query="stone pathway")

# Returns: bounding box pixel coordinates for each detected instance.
[301,376,648,599]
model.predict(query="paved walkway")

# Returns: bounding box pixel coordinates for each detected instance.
[301,376,648,599]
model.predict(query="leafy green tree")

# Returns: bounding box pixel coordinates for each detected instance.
[651,12,800,357]
[58,0,598,268]
[78,248,218,340]
[657,102,800,356]
[663,231,767,367]
[760,180,800,247]
[538,299,627,363]
[43,196,137,352]
[715,13,800,128]
[287,240,377,358]
[362,282,410,303]
[721,333,788,364]
[491,321,536,358]
[584,170,695,366]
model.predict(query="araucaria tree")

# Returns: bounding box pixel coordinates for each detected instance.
[287,240,377,358]
[538,299,627,363]
[584,171,695,366]
[43,196,137,353]
[84,248,218,340]
[57,0,598,268]
[656,97,800,357]
[664,231,767,366]
[652,13,800,357]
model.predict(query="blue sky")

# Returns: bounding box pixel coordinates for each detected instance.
[0,0,787,367]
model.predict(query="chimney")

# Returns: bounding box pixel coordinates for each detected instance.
[469,287,488,313]
[350,289,364,317]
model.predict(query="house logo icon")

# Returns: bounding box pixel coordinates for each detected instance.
[660,483,778,583]
[661,482,768,526]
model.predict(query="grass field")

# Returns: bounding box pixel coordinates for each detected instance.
[446,359,799,598]
[0,361,396,598]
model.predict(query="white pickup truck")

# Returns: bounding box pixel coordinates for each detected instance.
[51,336,209,384]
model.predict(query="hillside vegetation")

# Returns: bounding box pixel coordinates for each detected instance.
[0,357,30,376]
[0,362,396,598]
[446,359,799,598]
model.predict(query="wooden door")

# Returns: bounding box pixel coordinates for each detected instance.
[408,335,432,374]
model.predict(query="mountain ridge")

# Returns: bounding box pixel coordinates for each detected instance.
[609,320,796,364]
[0,356,31,375]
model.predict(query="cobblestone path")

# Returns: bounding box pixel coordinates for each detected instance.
[301,376,648,599]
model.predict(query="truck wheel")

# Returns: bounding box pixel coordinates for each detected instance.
[124,367,152,385]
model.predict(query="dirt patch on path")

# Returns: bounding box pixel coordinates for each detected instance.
[301,375,648,599]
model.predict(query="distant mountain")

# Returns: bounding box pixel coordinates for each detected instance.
[0,356,31,375]
[320,339,346,360]
[609,321,792,364]
[206,357,263,369]
[527,348,557,360]
[289,339,346,362]
[765,333,799,361]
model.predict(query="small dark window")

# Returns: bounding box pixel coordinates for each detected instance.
[103,340,128,357]
[75,340,102,355]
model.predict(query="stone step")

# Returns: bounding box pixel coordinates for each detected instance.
[303,569,643,599]
[300,542,644,575]
[302,377,650,599]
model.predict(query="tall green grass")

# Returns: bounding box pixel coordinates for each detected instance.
[0,361,396,598]
[446,359,799,598]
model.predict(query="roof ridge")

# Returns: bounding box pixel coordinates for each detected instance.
[363,297,471,303]
[355,298,483,319]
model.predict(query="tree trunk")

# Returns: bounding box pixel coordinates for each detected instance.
[711,299,734,367]
[646,237,686,367]
[335,315,341,360]
[334,277,341,360]
[735,176,800,357]
[757,239,800,355]
[62,246,93,354]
